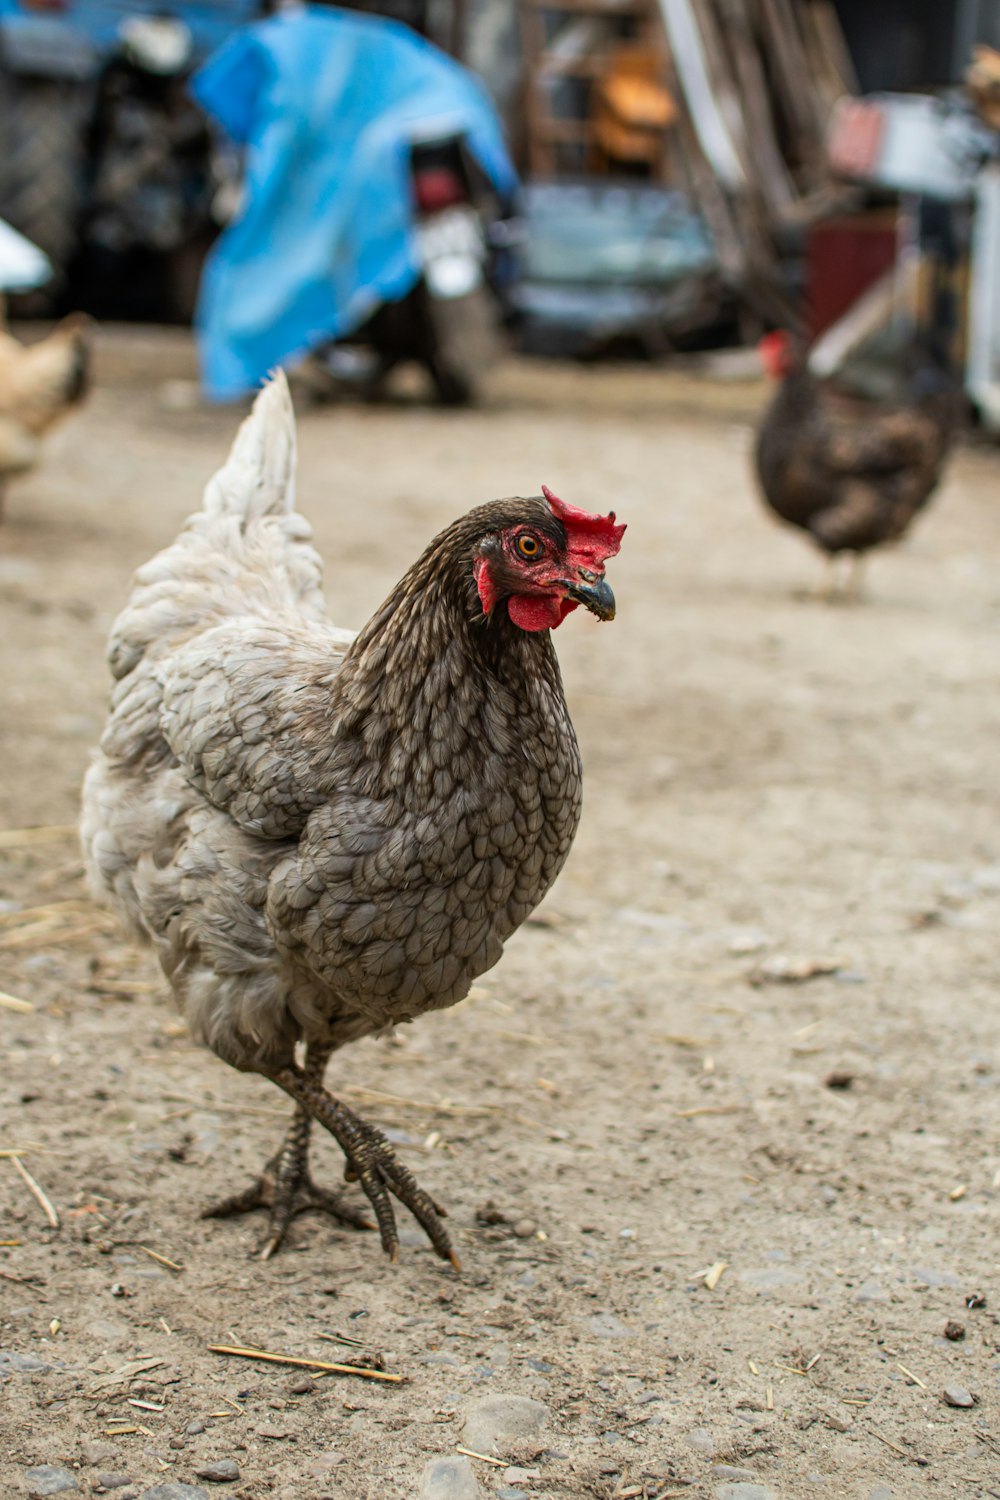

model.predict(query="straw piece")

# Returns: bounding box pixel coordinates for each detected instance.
[455,1447,506,1467]
[10,1155,59,1227]
[208,1343,402,1383]
[0,825,77,849]
[0,990,33,1013]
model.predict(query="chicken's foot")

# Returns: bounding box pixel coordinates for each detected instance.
[818,552,866,604]
[267,1062,459,1271]
[202,1044,374,1260]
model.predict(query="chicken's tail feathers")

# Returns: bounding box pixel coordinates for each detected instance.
[202,371,297,523]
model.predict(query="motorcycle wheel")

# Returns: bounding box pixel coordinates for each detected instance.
[424,283,499,406]
[0,69,88,308]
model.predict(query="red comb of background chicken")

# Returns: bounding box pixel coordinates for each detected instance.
[542,484,626,567]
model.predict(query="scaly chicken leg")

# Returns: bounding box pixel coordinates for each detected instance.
[202,1042,375,1261]
[267,1062,459,1269]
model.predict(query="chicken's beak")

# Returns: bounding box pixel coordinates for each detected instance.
[563,572,616,621]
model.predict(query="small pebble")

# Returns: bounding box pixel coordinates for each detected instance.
[476,1202,507,1225]
[511,1219,536,1239]
[826,1414,852,1432]
[942,1385,977,1408]
[944,1320,966,1341]
[712,1467,758,1482]
[185,1419,208,1436]
[685,1428,719,1453]
[462,1394,548,1454]
[81,1444,119,1467]
[256,1425,289,1439]
[96,1478,133,1492]
[24,1468,78,1497]
[193,1460,240,1483]
[287,1375,315,1395]
[306,1453,347,1476]
[419,1455,482,1500]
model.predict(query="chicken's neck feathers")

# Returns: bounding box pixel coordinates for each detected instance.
[326,525,571,807]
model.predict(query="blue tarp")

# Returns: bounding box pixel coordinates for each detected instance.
[191,6,517,400]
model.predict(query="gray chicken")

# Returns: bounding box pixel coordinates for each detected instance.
[82,374,624,1265]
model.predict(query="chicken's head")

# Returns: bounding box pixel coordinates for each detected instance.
[758,330,797,381]
[473,485,625,632]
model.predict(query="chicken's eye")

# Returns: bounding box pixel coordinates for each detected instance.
[516,533,544,560]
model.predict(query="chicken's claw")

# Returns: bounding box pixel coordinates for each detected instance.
[270,1064,458,1269]
[201,1110,375,1258]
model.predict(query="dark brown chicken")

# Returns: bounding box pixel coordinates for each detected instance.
[754,330,957,597]
[82,374,624,1266]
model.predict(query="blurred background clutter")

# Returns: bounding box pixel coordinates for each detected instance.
[1,0,1000,417]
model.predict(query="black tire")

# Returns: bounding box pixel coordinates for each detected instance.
[424,283,500,406]
[0,69,89,303]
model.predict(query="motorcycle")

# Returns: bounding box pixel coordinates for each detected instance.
[309,132,520,406]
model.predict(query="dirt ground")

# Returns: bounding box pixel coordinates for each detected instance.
[1,329,999,1500]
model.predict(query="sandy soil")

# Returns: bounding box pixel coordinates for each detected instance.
[1,329,999,1500]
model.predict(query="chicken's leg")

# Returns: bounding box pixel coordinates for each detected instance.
[202,1042,374,1260]
[267,1062,459,1270]
[845,551,867,603]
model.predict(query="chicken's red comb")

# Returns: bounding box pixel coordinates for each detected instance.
[542,484,626,564]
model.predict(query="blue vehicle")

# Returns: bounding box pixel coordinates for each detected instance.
[0,0,258,310]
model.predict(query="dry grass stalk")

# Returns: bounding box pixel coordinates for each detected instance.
[0,824,78,849]
[455,1447,506,1467]
[897,1362,927,1389]
[88,978,158,997]
[871,1430,913,1460]
[341,1084,498,1118]
[0,898,95,927]
[9,1154,59,1227]
[703,1260,727,1291]
[139,1245,183,1272]
[0,916,114,952]
[0,990,33,1013]
[208,1343,402,1383]
[675,1104,744,1119]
